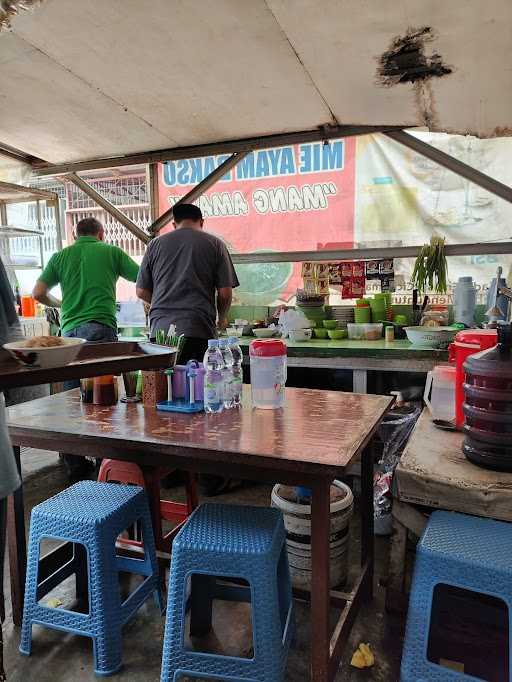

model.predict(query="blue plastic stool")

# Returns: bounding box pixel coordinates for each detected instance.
[160,503,294,682]
[401,510,512,681]
[20,481,162,676]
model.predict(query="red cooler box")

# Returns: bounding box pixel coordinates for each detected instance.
[449,329,498,429]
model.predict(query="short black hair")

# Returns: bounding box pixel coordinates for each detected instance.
[172,203,203,223]
[76,217,103,236]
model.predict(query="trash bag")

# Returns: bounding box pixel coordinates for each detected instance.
[378,404,422,474]
[373,403,422,535]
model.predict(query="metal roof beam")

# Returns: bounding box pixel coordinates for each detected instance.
[33,124,403,177]
[230,241,512,264]
[63,173,150,245]
[386,130,512,205]
[0,141,45,166]
[149,151,249,235]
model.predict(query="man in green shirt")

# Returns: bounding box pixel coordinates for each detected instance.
[33,216,139,478]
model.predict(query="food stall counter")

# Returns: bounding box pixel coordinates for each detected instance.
[238,337,448,393]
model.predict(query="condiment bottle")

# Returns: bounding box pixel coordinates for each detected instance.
[93,375,117,405]
[385,325,395,342]
[80,378,94,403]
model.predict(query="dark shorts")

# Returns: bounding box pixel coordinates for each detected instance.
[176,337,208,365]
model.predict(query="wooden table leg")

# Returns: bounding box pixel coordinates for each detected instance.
[310,477,332,682]
[7,446,26,627]
[360,443,374,600]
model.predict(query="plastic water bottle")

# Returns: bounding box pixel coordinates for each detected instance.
[229,337,243,407]
[219,338,234,408]
[203,340,224,413]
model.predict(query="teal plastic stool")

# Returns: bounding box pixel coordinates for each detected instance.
[20,481,162,676]
[160,503,294,681]
[402,510,512,681]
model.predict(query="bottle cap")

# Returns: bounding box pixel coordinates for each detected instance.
[207,339,218,348]
[228,337,239,344]
[218,338,228,347]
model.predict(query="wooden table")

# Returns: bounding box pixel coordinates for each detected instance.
[238,338,447,393]
[7,386,392,682]
[386,409,512,611]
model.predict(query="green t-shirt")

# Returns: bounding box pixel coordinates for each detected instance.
[39,236,139,334]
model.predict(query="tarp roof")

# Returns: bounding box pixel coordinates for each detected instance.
[1,0,511,167]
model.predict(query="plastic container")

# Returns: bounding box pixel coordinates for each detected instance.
[172,361,207,401]
[347,323,383,341]
[20,295,36,317]
[424,365,456,422]
[453,276,476,327]
[463,325,512,470]
[271,480,353,589]
[249,338,287,409]
[449,329,498,429]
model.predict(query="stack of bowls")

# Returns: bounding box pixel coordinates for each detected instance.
[354,299,371,324]
[326,306,355,330]
[369,295,387,323]
[297,304,326,328]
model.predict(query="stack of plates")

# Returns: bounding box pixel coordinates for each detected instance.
[326,306,355,328]
[296,292,325,307]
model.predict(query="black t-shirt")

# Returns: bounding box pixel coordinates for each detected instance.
[137,228,239,339]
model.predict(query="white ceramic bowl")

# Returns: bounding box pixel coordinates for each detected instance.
[253,328,277,338]
[405,326,457,349]
[288,329,313,342]
[3,337,86,368]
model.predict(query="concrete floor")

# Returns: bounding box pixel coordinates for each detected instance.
[2,449,406,681]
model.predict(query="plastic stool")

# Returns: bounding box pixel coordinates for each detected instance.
[98,460,198,552]
[160,503,294,682]
[20,481,162,676]
[401,510,512,681]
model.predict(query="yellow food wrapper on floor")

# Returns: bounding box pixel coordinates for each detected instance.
[351,642,375,669]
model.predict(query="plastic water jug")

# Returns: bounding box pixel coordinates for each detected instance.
[448,329,498,429]
[249,339,287,409]
[423,365,456,422]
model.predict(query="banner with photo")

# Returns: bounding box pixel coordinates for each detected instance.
[157,133,512,306]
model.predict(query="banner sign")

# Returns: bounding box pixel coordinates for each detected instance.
[158,138,356,304]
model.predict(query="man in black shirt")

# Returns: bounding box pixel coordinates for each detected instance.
[136,203,239,363]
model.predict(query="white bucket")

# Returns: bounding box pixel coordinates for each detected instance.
[271,480,354,589]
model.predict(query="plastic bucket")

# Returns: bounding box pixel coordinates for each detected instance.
[271,480,354,589]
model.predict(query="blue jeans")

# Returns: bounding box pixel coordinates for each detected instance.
[61,322,117,477]
[63,322,117,391]
[64,321,117,343]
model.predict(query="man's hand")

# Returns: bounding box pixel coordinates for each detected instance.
[216,288,232,332]
[217,316,229,332]
[32,281,61,308]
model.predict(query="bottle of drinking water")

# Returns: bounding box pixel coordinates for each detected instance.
[218,338,234,409]
[203,340,224,413]
[229,337,243,407]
